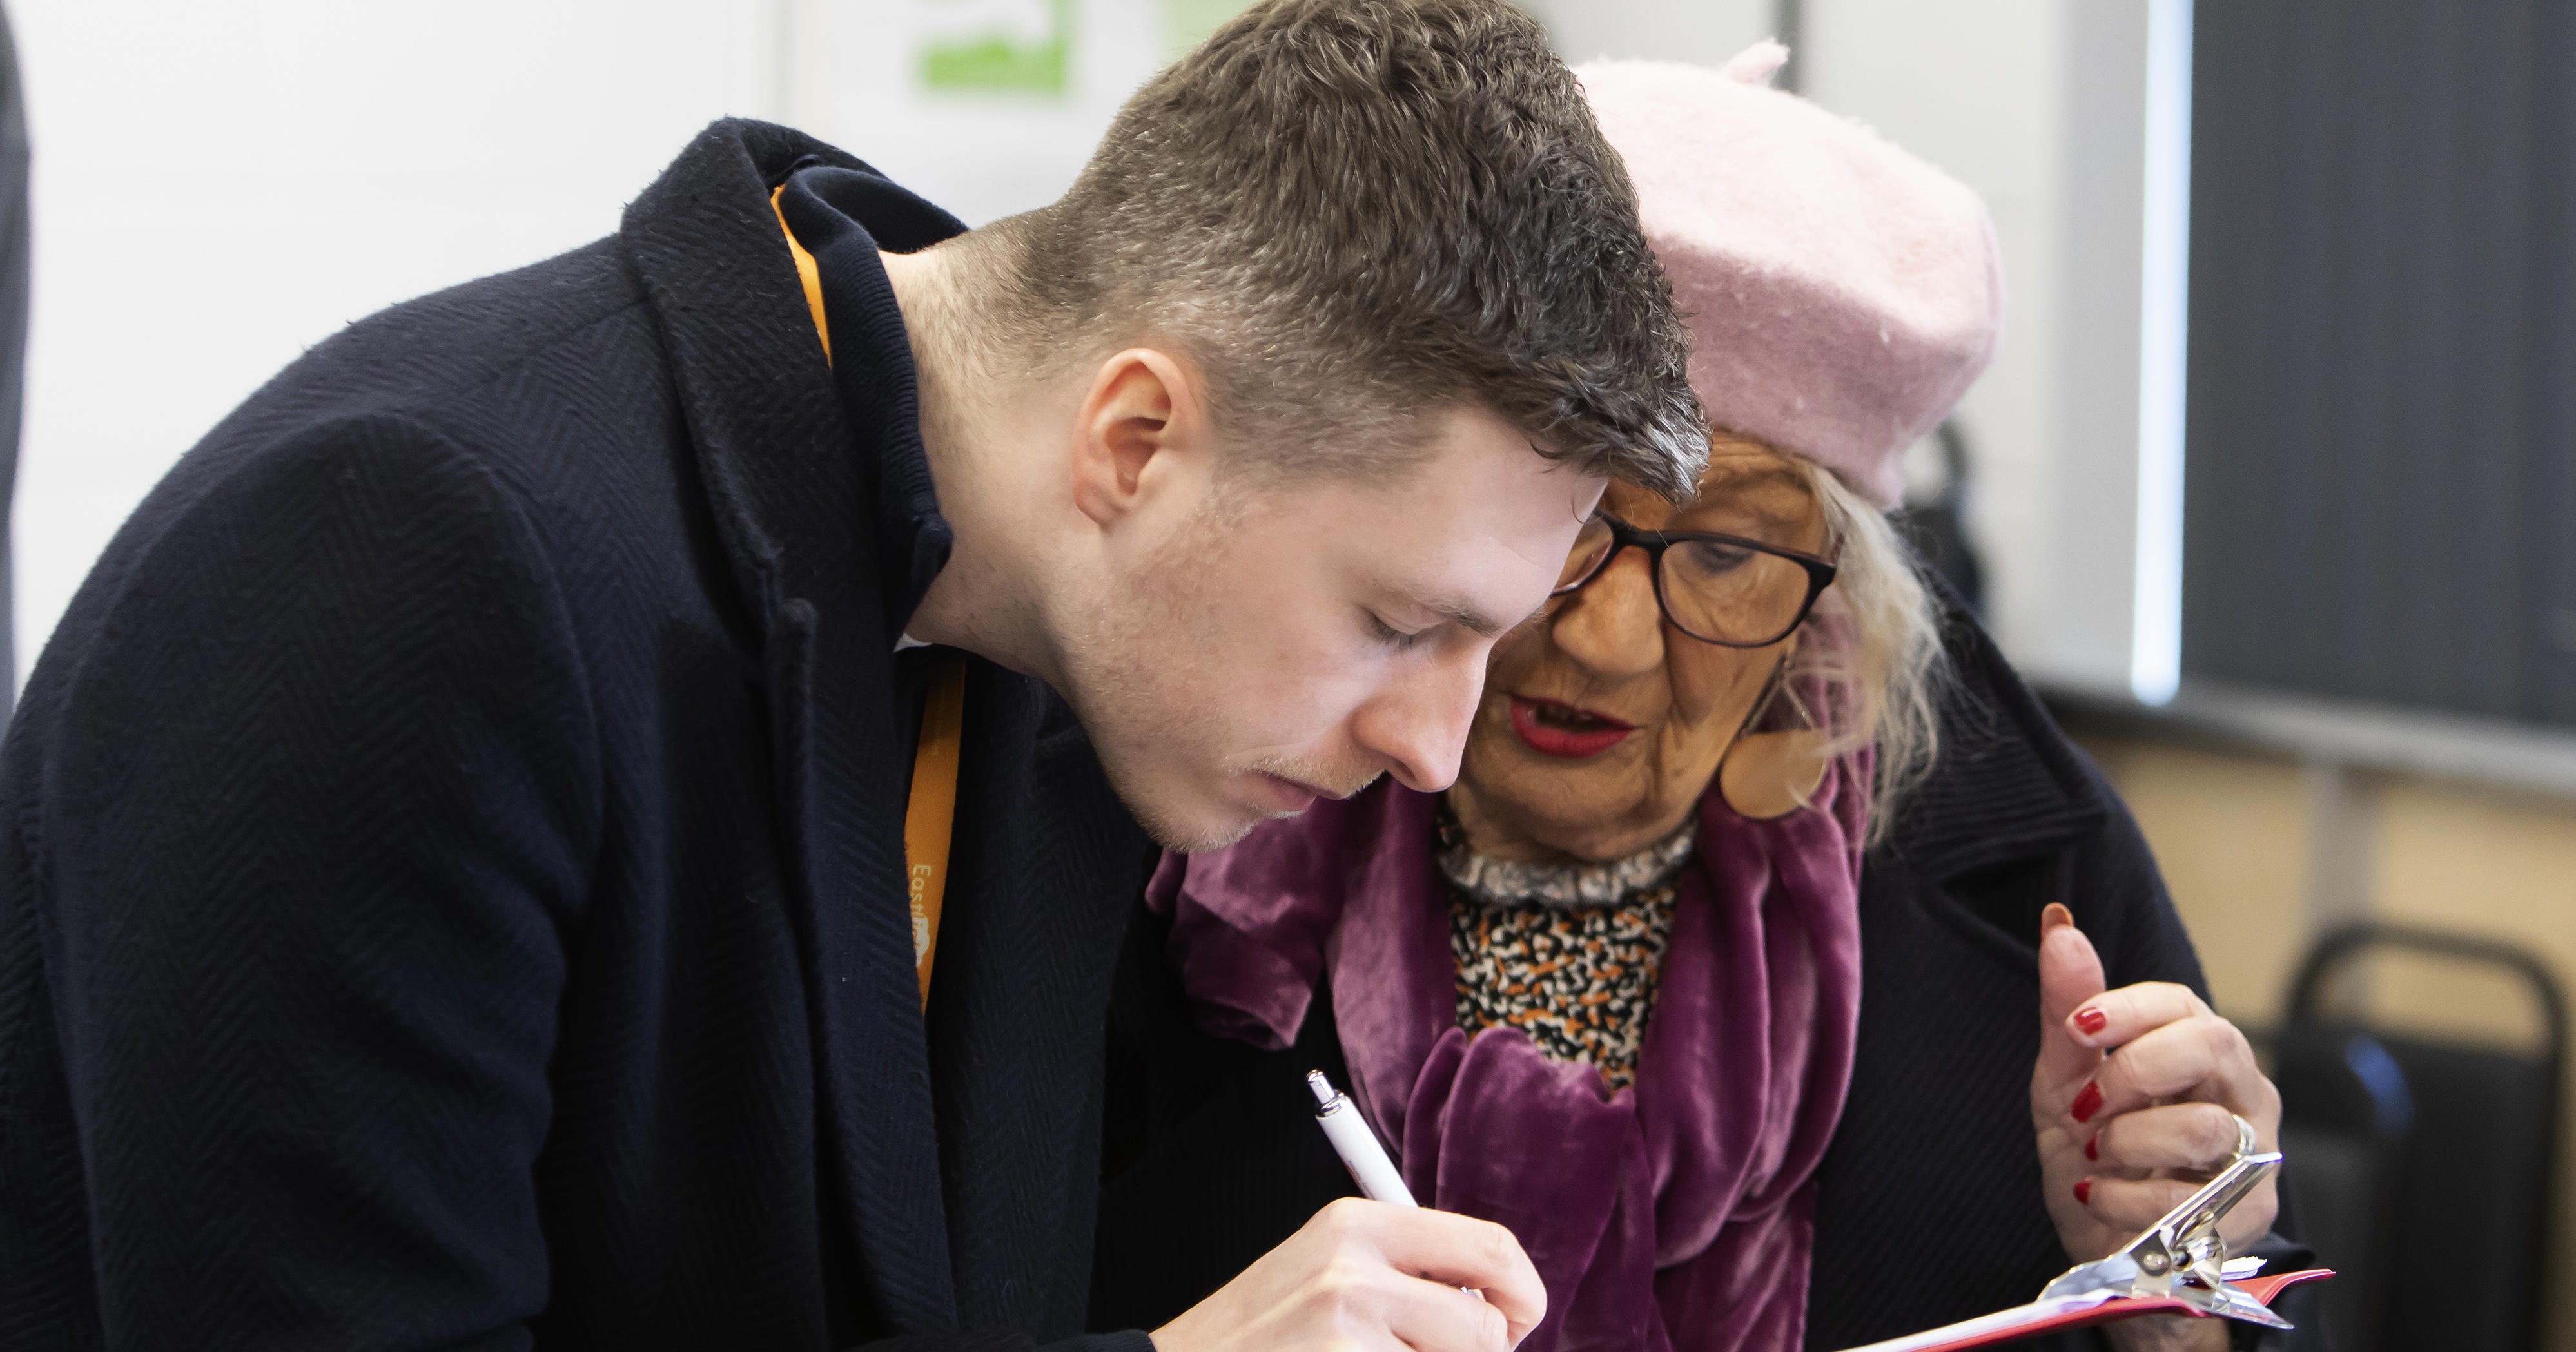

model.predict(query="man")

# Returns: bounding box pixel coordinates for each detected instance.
[0,1,1703,1348]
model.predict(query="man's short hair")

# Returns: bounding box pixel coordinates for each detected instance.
[982,0,1706,496]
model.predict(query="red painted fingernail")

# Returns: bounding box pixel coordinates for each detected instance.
[2071,1081,2103,1123]
[2075,1007,2107,1036]
[2073,1177,2093,1206]
[2085,1134,2099,1161]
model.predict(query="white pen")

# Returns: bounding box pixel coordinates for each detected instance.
[1307,1068,1417,1206]
[1309,1069,1485,1300]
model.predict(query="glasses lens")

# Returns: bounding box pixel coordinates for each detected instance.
[1555,517,1617,594]
[1658,537,1813,644]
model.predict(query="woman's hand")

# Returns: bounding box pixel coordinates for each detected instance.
[2029,903,2283,1352]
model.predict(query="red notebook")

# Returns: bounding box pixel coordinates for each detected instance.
[1834,1270,2334,1352]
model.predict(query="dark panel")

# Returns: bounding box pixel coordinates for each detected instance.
[2183,0,2573,724]
[2529,0,2576,724]
[0,4,23,713]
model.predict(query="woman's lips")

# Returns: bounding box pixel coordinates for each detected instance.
[1507,696,1637,758]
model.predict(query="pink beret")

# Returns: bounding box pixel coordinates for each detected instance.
[1579,45,2005,508]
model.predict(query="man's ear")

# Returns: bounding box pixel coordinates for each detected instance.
[1069,348,1209,528]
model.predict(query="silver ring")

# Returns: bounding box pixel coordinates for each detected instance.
[2221,1112,2257,1170]
[2177,1113,2259,1183]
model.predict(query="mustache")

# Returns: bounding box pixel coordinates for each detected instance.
[1242,755,1385,805]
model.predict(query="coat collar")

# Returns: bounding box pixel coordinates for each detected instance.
[774,163,967,633]
[617,119,964,1333]
[618,119,868,641]
[616,119,966,647]
[1877,581,2109,884]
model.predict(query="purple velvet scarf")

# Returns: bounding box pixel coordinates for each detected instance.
[1146,760,1869,1352]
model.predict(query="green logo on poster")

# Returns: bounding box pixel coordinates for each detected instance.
[921,0,1073,97]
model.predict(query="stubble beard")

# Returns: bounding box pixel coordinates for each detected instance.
[1051,497,1384,855]
[1051,512,1256,855]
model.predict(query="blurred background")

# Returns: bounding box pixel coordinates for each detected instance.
[5,1,2570,1347]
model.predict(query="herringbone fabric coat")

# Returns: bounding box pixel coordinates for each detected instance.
[0,119,1154,1352]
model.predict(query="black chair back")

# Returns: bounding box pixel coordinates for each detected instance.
[2276,924,2564,1352]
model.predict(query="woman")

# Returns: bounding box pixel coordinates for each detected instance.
[1090,48,2315,1352]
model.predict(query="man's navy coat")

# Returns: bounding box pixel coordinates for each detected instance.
[0,120,1155,1352]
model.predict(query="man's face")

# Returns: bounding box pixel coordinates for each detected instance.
[1068,406,1603,853]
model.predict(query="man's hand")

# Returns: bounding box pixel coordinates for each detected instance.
[2031,903,2282,1352]
[1151,1197,1546,1352]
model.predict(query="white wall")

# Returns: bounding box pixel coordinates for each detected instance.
[8,0,2169,696]
[1802,0,2159,695]
[787,0,1177,228]
[8,0,1189,686]
[1521,0,1771,68]
[10,1,785,682]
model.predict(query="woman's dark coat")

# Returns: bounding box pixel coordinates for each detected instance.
[0,121,1153,1352]
[1088,598,2324,1351]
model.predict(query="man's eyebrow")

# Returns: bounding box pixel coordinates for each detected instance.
[1408,592,1512,639]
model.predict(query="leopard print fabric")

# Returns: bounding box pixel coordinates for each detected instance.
[1449,881,1678,1092]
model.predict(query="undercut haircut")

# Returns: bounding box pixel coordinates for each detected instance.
[958,0,1707,496]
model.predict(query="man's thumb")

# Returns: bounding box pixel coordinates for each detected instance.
[2036,903,2107,1088]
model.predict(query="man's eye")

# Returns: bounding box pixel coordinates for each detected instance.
[1369,613,1429,650]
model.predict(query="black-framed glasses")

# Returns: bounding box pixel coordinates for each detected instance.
[1552,512,1838,648]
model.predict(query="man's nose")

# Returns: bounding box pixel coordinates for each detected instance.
[1550,547,1666,678]
[1349,641,1488,793]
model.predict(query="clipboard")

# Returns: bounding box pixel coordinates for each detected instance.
[1837,1269,2333,1352]
[1837,1141,2332,1351]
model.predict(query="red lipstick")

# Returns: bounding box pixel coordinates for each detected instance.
[1508,696,1637,758]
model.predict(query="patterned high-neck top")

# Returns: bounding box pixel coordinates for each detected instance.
[1437,811,1694,1092]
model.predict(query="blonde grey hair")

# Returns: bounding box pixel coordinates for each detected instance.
[1771,456,1946,841]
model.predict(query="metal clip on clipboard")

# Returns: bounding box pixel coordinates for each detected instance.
[2036,1144,2294,1329]
[1837,1124,2323,1351]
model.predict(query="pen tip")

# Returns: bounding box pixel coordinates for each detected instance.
[1306,1069,1336,1107]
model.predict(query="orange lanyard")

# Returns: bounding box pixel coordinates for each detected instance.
[772,185,831,362]
[902,664,966,1006]
[773,185,959,1008]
